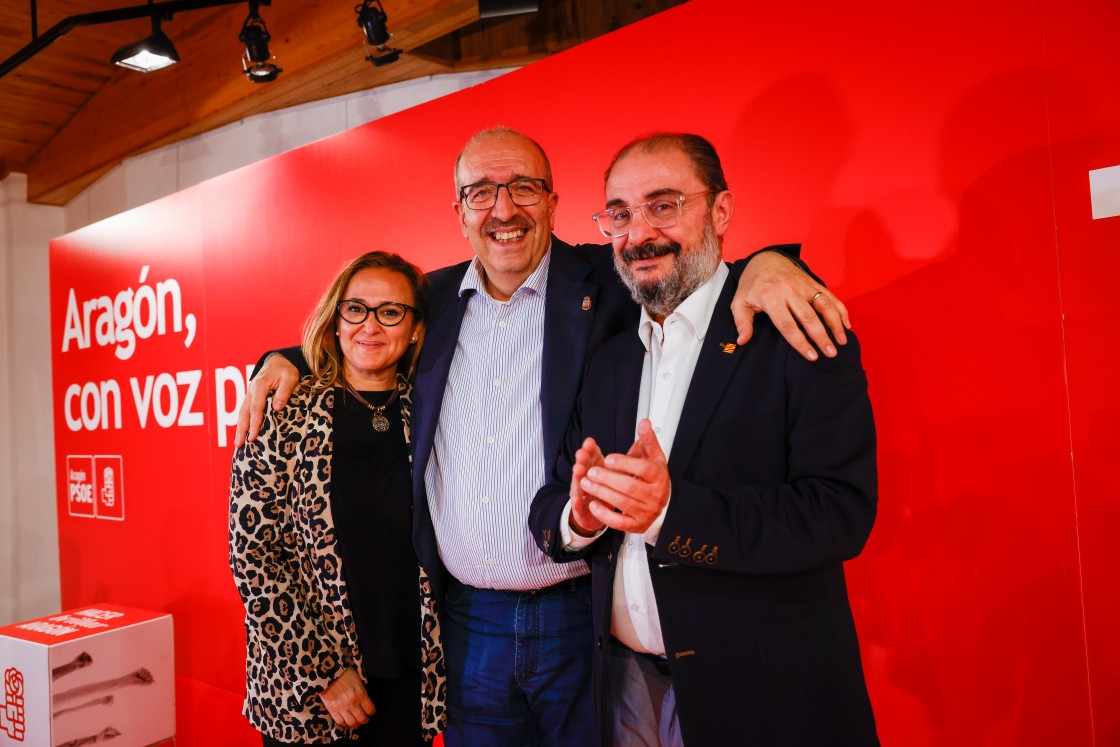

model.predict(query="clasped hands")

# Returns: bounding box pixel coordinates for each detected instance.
[569,419,671,537]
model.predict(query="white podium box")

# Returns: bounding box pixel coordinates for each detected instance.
[0,604,174,747]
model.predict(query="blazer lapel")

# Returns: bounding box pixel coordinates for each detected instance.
[541,239,601,465]
[612,335,645,455]
[412,266,470,498]
[667,274,745,474]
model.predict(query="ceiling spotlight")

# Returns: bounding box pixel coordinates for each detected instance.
[355,0,401,67]
[111,14,179,73]
[240,0,281,83]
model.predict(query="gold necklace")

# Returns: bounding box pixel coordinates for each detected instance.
[343,381,398,432]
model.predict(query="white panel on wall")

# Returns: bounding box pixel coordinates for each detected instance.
[1089,164,1120,219]
[0,172,65,625]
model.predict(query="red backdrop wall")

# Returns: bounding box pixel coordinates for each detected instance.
[47,0,1120,744]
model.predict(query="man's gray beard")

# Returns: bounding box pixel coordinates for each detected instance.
[614,220,723,318]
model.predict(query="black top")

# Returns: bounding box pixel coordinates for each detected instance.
[330,386,418,677]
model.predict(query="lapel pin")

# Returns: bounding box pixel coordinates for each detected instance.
[720,343,737,354]
[582,295,592,311]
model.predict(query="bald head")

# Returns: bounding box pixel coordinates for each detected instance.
[454,127,554,195]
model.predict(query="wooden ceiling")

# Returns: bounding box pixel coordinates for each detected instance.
[0,0,685,205]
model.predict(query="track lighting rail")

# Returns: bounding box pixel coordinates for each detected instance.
[0,0,271,79]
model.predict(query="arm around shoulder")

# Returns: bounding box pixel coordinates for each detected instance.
[235,345,309,446]
[730,245,852,358]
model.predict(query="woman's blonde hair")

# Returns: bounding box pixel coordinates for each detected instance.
[301,251,429,391]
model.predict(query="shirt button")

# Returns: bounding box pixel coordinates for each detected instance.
[486,558,495,566]
[630,604,640,612]
[661,373,671,380]
[626,540,634,549]
[493,378,501,386]
[654,426,662,433]
[481,496,490,504]
[498,321,507,328]
[486,436,495,444]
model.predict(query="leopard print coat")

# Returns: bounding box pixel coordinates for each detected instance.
[229,375,446,743]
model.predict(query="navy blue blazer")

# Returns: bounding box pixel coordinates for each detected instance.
[528,269,880,746]
[409,237,638,598]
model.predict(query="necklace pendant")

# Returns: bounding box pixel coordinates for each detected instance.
[344,383,395,432]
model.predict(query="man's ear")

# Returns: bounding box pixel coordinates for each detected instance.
[546,191,559,232]
[711,190,735,238]
[452,200,469,238]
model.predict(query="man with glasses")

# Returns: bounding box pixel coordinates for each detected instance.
[238,127,851,746]
[530,132,878,746]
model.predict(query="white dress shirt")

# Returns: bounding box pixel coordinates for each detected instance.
[425,248,587,591]
[562,262,728,655]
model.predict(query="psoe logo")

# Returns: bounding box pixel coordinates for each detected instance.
[66,455,125,521]
[1,666,25,741]
[66,455,95,518]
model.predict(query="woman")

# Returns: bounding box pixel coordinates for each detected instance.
[230,251,445,746]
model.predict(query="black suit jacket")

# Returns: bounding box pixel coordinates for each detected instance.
[529,269,880,746]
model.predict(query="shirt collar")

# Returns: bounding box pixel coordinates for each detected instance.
[459,244,553,301]
[638,262,729,351]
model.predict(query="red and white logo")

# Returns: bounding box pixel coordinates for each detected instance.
[66,456,95,518]
[65,455,124,521]
[95,456,125,521]
[1,667,25,741]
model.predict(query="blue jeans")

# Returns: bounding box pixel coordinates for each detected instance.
[442,576,596,747]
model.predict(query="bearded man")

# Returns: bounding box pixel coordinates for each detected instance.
[529,132,880,747]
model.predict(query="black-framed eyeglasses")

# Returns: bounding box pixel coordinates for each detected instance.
[458,178,549,210]
[591,191,713,238]
[337,299,416,326]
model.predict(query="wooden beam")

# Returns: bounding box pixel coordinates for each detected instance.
[26,0,480,205]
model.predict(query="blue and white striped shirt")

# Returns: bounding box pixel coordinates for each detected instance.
[424,249,588,590]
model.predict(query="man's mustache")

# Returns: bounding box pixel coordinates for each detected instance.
[482,217,532,234]
[620,241,681,264]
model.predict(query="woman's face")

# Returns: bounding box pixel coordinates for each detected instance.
[337,267,419,388]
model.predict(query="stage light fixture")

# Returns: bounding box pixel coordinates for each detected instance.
[111,14,180,72]
[239,0,281,83]
[356,0,401,67]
